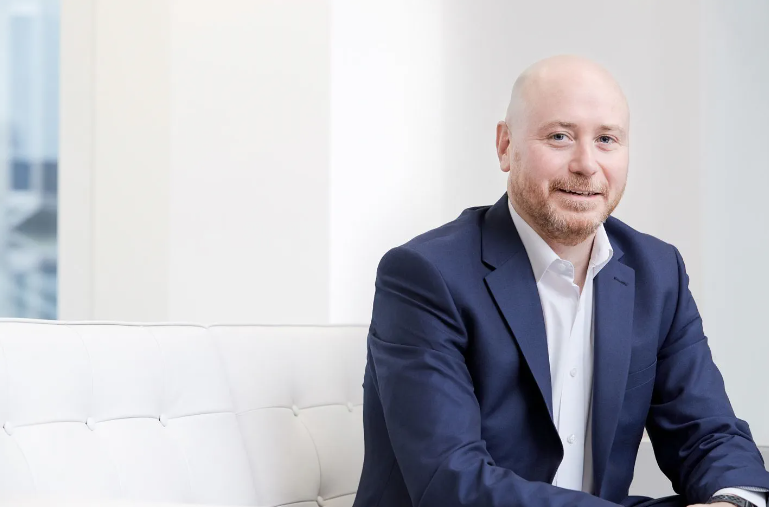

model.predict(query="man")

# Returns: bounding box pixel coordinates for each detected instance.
[352,55,769,507]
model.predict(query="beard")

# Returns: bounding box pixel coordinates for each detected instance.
[508,168,624,247]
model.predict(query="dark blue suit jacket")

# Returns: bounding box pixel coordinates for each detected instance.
[353,194,769,507]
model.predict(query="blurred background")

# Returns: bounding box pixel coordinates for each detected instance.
[0,0,58,320]
[1,0,767,487]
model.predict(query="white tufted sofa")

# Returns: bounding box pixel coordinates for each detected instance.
[0,320,367,507]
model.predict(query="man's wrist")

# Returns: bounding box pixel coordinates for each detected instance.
[711,487,768,507]
[707,494,757,507]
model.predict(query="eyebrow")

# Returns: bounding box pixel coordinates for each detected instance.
[538,121,627,139]
[539,121,578,131]
[597,124,627,137]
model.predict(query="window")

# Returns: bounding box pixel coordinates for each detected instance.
[11,159,31,190]
[0,0,59,318]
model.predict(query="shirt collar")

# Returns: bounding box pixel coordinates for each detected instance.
[589,218,614,275]
[507,199,614,282]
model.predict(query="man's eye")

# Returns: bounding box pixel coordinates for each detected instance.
[551,133,568,141]
[598,135,615,144]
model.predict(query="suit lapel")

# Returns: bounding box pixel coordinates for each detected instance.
[482,195,554,418]
[481,195,637,492]
[591,252,635,496]
[485,256,554,418]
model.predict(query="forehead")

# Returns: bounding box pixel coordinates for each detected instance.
[523,74,629,130]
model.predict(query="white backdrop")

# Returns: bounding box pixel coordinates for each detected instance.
[59,0,768,444]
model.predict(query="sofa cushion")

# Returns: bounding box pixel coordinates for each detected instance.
[211,325,366,507]
[0,320,367,506]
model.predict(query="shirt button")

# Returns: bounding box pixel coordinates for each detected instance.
[570,368,577,378]
[567,434,576,444]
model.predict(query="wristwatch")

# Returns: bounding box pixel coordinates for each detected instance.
[707,494,758,507]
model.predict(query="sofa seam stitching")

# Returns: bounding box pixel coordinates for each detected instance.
[145,325,196,502]
[67,323,127,498]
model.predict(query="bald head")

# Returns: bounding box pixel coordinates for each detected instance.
[496,55,630,247]
[505,55,629,132]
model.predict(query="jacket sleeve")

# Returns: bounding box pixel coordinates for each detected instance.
[367,245,619,507]
[645,245,769,503]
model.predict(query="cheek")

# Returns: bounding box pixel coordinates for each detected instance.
[524,147,568,182]
[604,163,628,192]
[597,151,629,190]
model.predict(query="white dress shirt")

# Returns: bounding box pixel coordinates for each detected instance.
[508,200,766,506]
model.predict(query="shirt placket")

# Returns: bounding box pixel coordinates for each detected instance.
[550,263,582,489]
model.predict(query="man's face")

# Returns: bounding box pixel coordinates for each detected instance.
[500,70,629,246]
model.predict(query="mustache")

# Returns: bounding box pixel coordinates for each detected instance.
[549,178,607,194]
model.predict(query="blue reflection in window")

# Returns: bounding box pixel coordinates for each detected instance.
[1,0,59,319]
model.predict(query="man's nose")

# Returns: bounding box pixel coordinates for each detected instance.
[569,140,600,177]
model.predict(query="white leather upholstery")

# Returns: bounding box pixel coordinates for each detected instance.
[0,320,367,507]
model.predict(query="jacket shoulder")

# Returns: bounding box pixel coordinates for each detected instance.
[380,205,489,273]
[604,216,681,272]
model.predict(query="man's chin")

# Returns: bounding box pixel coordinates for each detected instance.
[555,199,608,219]
[565,211,604,226]
[546,210,604,244]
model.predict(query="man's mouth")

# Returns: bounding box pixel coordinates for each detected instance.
[558,189,601,196]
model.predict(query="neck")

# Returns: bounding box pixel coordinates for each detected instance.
[547,234,594,275]
[509,198,598,290]
[526,217,597,290]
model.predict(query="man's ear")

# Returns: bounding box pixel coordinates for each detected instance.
[496,121,511,173]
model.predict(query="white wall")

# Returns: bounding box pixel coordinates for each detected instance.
[699,0,769,445]
[92,0,171,321]
[58,0,93,320]
[60,0,171,321]
[329,0,449,323]
[168,0,330,324]
[59,0,768,443]
[61,0,332,324]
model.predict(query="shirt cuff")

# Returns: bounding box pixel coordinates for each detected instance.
[714,488,768,507]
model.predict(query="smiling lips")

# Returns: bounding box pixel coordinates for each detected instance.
[558,188,602,197]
